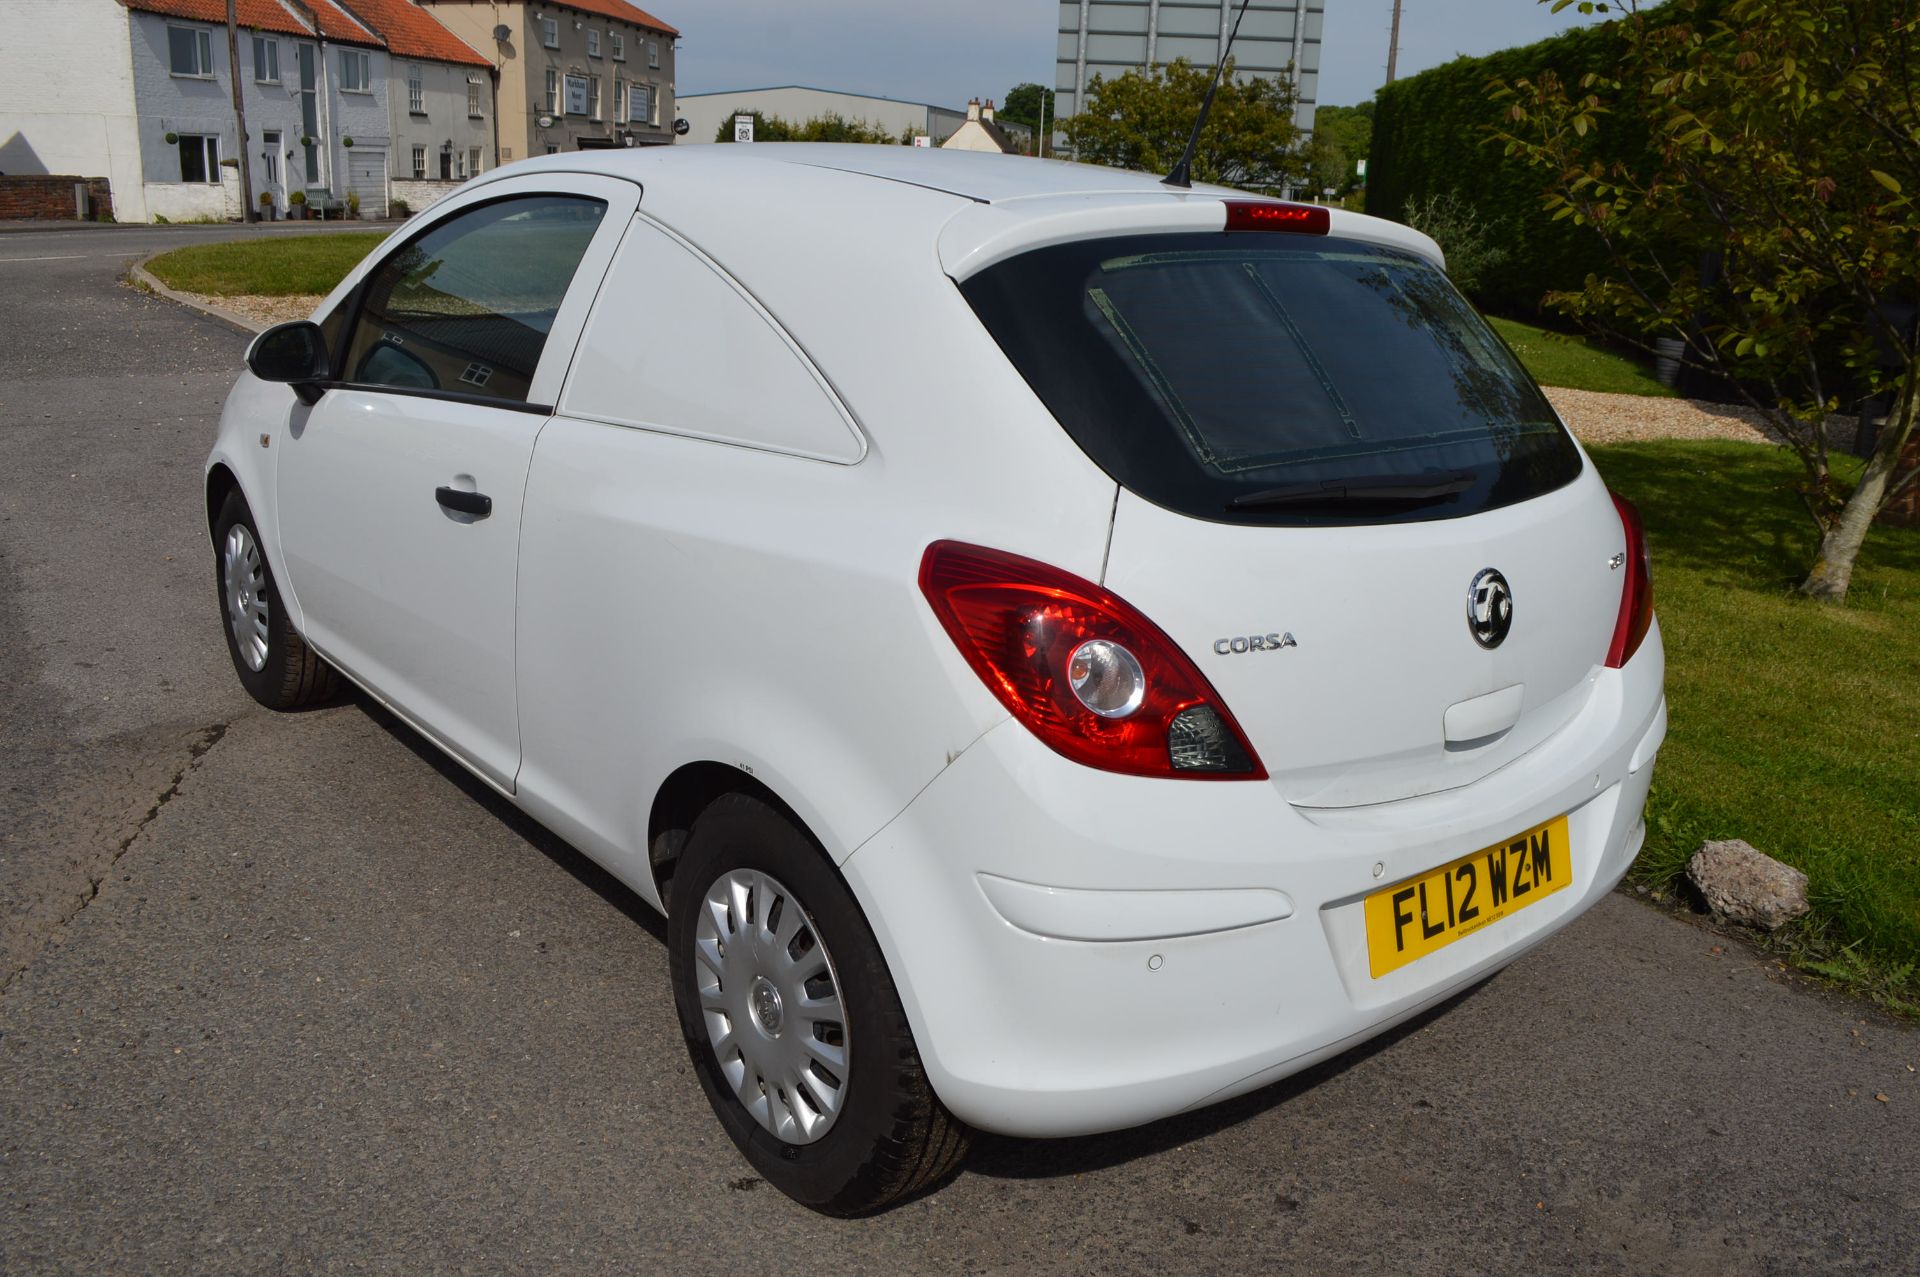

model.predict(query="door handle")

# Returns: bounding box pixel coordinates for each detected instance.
[435,486,492,518]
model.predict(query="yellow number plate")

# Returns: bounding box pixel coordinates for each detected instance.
[1363,815,1573,978]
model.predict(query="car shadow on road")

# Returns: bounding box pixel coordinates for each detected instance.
[960,983,1490,1184]
[347,687,1496,1200]
[348,690,666,946]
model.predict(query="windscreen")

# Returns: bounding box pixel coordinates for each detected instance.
[960,232,1582,525]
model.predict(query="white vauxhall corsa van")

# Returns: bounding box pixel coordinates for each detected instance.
[206,145,1666,1214]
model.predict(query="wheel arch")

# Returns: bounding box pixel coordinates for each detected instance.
[647,760,827,910]
[205,462,241,538]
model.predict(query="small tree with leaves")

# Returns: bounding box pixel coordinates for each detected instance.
[1064,58,1301,191]
[1490,0,1920,601]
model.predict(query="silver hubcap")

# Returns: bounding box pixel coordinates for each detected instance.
[693,868,850,1145]
[222,524,270,672]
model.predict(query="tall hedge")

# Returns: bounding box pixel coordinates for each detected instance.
[1367,18,1654,316]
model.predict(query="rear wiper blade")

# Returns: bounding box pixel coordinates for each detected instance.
[1228,470,1476,511]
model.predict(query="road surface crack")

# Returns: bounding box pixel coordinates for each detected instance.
[0,722,229,998]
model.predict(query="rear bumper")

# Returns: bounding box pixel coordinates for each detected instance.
[841,638,1666,1138]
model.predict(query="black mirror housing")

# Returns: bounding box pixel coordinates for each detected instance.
[248,320,330,402]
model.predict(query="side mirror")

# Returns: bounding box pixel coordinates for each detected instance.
[247,320,330,404]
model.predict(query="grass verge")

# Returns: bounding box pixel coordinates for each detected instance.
[1592,440,1919,1014]
[144,232,387,296]
[1490,315,1676,398]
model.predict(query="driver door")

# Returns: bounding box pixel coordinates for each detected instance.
[275,174,638,791]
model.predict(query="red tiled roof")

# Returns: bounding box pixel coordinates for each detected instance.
[416,0,677,38]
[565,0,678,37]
[118,0,383,48]
[335,0,491,66]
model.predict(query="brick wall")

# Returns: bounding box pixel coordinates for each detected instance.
[0,176,115,221]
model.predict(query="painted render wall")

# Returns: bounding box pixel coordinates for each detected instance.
[423,3,674,164]
[127,10,391,220]
[390,57,494,185]
[0,0,144,220]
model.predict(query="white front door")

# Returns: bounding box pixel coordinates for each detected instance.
[261,130,283,213]
[275,177,638,788]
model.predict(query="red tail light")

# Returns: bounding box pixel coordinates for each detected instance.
[919,541,1266,780]
[1224,200,1330,235]
[1605,491,1654,669]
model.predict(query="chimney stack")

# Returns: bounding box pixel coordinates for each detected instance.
[983,100,995,122]
[966,98,981,121]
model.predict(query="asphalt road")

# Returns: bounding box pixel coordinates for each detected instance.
[1,223,1915,1275]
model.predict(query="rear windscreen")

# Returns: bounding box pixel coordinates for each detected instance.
[960,232,1582,525]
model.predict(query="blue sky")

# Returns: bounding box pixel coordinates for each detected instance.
[670,1,1614,111]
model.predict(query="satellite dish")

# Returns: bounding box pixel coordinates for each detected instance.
[492,23,511,41]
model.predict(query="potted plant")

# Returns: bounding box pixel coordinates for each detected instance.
[258,191,275,221]
[288,190,307,220]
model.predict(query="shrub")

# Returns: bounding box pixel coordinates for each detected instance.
[346,191,361,219]
[288,190,306,205]
[1403,191,1509,300]
[389,198,411,218]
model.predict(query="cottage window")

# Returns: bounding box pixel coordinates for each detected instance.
[253,36,279,84]
[469,146,483,176]
[589,76,602,121]
[541,17,559,48]
[467,78,483,118]
[408,69,425,115]
[611,33,625,61]
[545,69,559,115]
[586,30,601,58]
[339,50,371,93]
[168,26,213,78]
[177,134,220,183]
[647,40,659,68]
[614,77,625,124]
[412,145,427,179]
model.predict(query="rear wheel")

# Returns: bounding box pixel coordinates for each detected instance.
[667,794,968,1214]
[212,488,339,709]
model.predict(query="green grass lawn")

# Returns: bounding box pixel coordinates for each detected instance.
[144,232,388,296]
[1490,315,1677,398]
[1592,440,1920,1009]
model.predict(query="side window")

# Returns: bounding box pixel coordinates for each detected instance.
[339,195,607,404]
[562,217,864,463]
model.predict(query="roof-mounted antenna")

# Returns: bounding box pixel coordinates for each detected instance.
[1163,0,1256,189]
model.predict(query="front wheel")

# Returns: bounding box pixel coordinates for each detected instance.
[212,488,339,709]
[667,794,968,1214]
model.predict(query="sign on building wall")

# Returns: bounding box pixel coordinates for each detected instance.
[734,114,754,143]
[566,75,590,116]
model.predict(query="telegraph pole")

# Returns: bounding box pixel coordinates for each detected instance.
[225,0,257,220]
[1385,0,1404,84]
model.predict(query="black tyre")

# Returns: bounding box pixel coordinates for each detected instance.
[212,488,339,710]
[667,793,968,1214]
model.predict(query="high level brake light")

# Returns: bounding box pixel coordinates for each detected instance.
[1605,491,1655,668]
[1224,200,1331,235]
[919,541,1265,779]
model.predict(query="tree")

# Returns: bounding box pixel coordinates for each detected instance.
[1000,83,1056,155]
[1307,101,1374,194]
[1063,59,1302,191]
[1490,0,1920,601]
[713,110,900,145]
[1404,190,1510,297]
